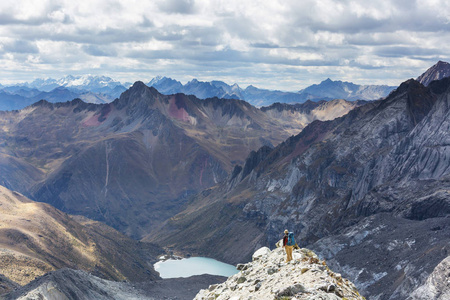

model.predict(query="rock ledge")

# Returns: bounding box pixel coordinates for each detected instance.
[195,247,365,300]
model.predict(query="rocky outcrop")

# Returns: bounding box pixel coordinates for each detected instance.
[408,256,450,300]
[195,247,365,300]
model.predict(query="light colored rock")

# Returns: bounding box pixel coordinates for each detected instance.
[194,247,365,300]
[252,247,271,261]
[408,256,450,300]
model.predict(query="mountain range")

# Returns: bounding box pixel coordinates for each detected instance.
[0,61,449,299]
[148,76,395,107]
[0,84,358,240]
[0,74,394,111]
[0,75,128,111]
[148,74,450,298]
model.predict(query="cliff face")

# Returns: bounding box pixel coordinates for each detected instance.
[153,78,450,299]
[195,246,365,300]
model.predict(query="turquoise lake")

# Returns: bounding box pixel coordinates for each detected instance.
[154,257,239,278]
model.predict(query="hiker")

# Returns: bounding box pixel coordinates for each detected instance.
[283,229,295,262]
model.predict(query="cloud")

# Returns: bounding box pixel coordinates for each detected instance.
[82,45,117,57]
[157,0,197,14]
[1,40,39,53]
[0,0,449,90]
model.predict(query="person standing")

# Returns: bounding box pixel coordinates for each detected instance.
[283,229,294,262]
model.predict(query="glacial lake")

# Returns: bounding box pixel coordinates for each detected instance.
[154,257,239,278]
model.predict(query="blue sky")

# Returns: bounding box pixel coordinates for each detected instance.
[0,0,449,91]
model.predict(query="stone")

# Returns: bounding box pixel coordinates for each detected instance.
[255,282,261,291]
[267,268,278,275]
[301,267,310,274]
[275,283,307,297]
[237,277,247,284]
[252,247,271,261]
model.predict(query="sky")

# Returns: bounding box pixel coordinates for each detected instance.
[0,0,449,91]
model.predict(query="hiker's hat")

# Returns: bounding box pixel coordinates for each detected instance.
[284,229,288,234]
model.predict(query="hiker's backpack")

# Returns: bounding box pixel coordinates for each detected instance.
[287,232,295,246]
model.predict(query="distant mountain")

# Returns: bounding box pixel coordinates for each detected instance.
[0,185,159,288]
[148,77,242,100]
[150,77,450,299]
[298,78,395,101]
[260,99,366,136]
[148,76,396,107]
[0,75,127,110]
[26,75,127,92]
[417,60,450,86]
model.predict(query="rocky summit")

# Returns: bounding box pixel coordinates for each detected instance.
[195,246,364,300]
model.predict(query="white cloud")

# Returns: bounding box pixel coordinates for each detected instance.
[0,0,448,90]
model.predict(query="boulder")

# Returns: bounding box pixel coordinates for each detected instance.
[252,247,271,261]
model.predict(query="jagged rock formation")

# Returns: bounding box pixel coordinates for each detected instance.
[0,185,159,288]
[417,61,450,86]
[152,77,450,299]
[195,247,364,300]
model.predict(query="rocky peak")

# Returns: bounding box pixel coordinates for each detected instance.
[113,81,159,110]
[417,60,450,86]
[195,246,365,300]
